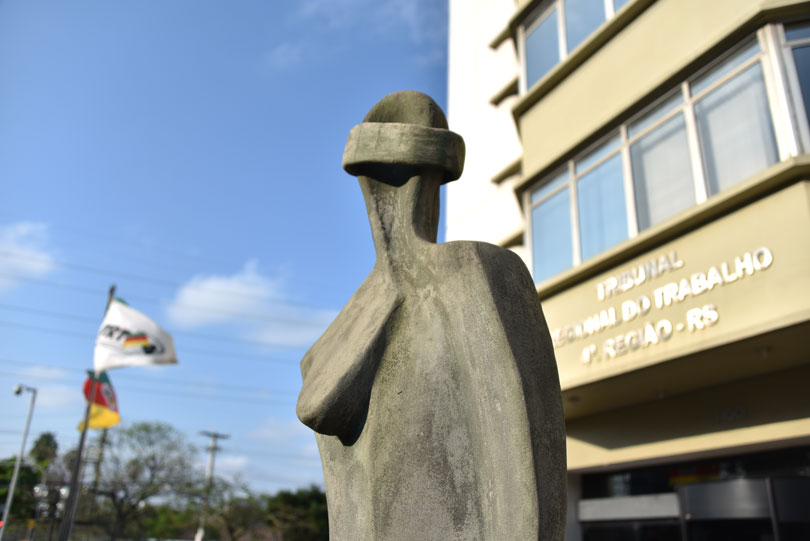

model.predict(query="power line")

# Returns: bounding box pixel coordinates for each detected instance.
[0,319,308,356]
[0,253,337,312]
[0,357,298,395]
[0,301,318,351]
[0,368,297,406]
[0,271,332,325]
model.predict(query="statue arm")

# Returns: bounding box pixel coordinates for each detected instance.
[297,272,403,440]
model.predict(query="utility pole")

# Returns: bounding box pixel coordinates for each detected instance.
[194,431,229,541]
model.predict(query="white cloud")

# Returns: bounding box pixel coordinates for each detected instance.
[13,365,82,409]
[272,0,447,69]
[36,385,82,408]
[216,455,250,478]
[165,261,337,348]
[244,305,336,349]
[0,222,55,291]
[166,260,281,327]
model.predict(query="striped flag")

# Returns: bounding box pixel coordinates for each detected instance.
[94,298,177,373]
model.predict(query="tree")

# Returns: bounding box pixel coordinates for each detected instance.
[0,457,39,524]
[29,432,58,469]
[264,485,328,541]
[207,477,267,541]
[90,421,197,539]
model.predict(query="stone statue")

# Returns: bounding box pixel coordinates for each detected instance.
[297,91,566,540]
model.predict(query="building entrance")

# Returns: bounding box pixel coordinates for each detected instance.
[578,446,810,541]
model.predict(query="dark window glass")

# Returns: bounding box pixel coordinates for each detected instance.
[785,22,810,42]
[564,0,605,52]
[792,45,810,128]
[531,188,572,282]
[687,519,772,541]
[525,8,560,89]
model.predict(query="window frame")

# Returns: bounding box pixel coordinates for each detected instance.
[525,24,809,284]
[778,22,810,153]
[519,0,616,94]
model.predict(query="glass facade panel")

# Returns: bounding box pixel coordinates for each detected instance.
[628,91,683,139]
[691,41,760,96]
[531,189,573,282]
[576,133,621,174]
[792,45,810,127]
[695,63,778,195]
[785,22,810,42]
[531,168,569,204]
[564,0,605,53]
[630,113,695,230]
[525,8,560,89]
[577,154,627,260]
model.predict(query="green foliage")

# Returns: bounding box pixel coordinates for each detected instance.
[0,457,39,521]
[29,432,58,469]
[206,477,266,541]
[140,503,199,539]
[264,484,329,541]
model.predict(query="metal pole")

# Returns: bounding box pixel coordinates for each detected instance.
[0,385,37,541]
[194,431,229,541]
[88,428,108,517]
[58,284,115,541]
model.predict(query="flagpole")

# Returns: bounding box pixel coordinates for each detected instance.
[58,284,115,541]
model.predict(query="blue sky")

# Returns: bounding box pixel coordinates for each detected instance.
[0,0,449,494]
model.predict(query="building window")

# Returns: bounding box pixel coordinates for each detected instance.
[785,22,810,137]
[521,0,617,91]
[524,6,562,90]
[629,92,696,230]
[576,137,627,260]
[530,169,573,283]
[564,0,606,54]
[691,42,779,194]
[526,25,810,284]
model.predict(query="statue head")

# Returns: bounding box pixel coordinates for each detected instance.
[342,91,465,187]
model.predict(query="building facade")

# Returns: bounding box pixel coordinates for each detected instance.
[447,1,810,539]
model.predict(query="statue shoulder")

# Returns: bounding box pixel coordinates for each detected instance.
[436,240,531,277]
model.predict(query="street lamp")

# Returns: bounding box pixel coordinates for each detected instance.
[0,384,37,541]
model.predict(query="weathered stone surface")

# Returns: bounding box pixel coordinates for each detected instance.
[297,91,566,540]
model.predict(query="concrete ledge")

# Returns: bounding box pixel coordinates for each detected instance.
[491,157,521,185]
[578,493,680,521]
[489,76,519,107]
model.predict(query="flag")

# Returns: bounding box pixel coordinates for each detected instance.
[77,371,120,430]
[94,298,177,372]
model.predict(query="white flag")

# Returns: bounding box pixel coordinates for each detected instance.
[94,298,178,373]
